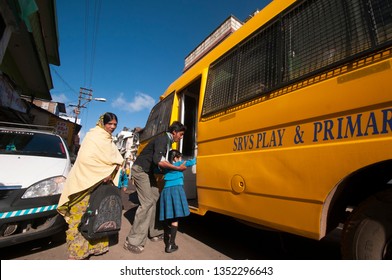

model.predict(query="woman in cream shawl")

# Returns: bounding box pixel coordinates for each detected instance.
[58,112,123,260]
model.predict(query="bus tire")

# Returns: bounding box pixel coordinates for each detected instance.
[341,189,392,259]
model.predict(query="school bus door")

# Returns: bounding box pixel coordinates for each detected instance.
[178,78,200,207]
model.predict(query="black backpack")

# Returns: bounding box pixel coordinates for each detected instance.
[78,183,122,240]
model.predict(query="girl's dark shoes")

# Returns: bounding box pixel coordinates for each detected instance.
[165,243,178,253]
[164,224,178,253]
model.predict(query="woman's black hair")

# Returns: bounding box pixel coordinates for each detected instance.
[103,112,118,125]
[168,149,182,163]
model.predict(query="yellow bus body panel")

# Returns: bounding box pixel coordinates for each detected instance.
[195,58,392,239]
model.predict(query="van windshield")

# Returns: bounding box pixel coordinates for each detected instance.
[0,130,66,159]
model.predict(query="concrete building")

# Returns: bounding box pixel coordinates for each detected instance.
[0,0,77,146]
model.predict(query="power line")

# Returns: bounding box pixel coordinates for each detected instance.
[84,0,90,87]
[88,0,102,88]
[83,0,102,88]
[50,66,78,95]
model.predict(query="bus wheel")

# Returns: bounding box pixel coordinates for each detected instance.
[341,189,392,259]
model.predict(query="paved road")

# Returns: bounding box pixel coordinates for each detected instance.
[1,189,230,260]
[1,188,341,260]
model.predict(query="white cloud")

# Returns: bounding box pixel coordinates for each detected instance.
[51,93,69,103]
[112,92,155,113]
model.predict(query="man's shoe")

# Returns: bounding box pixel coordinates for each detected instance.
[165,243,178,253]
[124,239,144,254]
[150,234,164,242]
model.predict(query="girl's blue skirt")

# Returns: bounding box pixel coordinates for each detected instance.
[159,185,190,221]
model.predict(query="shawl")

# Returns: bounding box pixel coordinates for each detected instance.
[57,125,123,215]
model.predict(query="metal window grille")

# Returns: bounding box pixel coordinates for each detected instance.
[139,93,174,142]
[202,0,392,117]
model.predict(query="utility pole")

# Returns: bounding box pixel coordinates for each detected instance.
[69,87,92,155]
[69,87,106,155]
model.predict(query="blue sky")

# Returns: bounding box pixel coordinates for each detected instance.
[50,0,270,140]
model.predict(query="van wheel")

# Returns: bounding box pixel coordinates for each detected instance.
[341,189,392,259]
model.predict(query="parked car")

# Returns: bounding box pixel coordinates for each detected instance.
[0,123,72,248]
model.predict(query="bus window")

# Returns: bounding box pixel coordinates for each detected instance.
[139,92,174,142]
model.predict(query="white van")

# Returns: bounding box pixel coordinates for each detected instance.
[0,124,72,248]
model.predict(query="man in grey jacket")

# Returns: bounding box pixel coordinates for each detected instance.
[124,121,187,254]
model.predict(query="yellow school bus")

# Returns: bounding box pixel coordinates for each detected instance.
[139,0,392,259]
